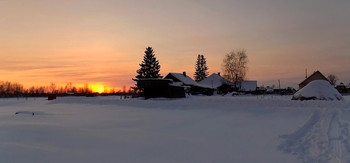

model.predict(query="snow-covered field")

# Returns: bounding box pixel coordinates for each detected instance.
[1,95,350,163]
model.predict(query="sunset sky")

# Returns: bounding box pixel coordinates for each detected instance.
[1,0,350,90]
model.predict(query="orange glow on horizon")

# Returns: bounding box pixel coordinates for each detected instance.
[90,84,105,94]
[89,84,125,94]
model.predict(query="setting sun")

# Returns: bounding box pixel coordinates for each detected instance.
[91,85,105,94]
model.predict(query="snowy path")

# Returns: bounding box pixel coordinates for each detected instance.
[328,110,342,162]
[279,109,350,163]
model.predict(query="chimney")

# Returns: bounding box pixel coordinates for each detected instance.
[183,72,186,77]
[218,72,221,76]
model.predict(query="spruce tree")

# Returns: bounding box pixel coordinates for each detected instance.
[134,47,162,93]
[194,54,209,82]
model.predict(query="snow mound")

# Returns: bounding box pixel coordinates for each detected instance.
[292,80,343,101]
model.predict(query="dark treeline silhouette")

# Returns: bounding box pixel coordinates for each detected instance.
[0,81,130,98]
[0,81,25,97]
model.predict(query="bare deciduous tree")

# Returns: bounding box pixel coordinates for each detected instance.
[65,82,73,93]
[49,82,56,93]
[222,49,248,86]
[327,74,338,86]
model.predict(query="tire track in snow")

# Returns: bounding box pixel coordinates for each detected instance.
[327,111,342,162]
[279,109,350,163]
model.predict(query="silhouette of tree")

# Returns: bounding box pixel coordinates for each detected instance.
[65,82,73,93]
[222,49,248,87]
[327,74,338,86]
[0,81,23,97]
[49,82,56,93]
[194,54,209,82]
[134,47,162,93]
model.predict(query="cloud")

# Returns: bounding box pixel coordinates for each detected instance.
[0,57,135,87]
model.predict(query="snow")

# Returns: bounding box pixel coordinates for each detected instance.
[1,95,350,163]
[168,82,184,87]
[292,80,343,100]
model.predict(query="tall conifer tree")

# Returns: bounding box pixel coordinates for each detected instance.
[194,54,208,82]
[134,47,162,93]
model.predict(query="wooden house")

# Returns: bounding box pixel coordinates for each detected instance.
[199,73,233,94]
[164,72,214,95]
[298,71,329,89]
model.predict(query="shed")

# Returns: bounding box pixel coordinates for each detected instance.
[137,78,186,99]
[336,83,347,93]
[48,94,57,100]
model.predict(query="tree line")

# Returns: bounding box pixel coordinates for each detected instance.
[0,82,128,98]
[0,81,91,97]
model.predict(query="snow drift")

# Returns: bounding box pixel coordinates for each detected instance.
[292,80,343,101]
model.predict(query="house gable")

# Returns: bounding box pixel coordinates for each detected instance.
[299,71,329,89]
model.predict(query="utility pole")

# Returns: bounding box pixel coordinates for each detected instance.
[278,80,281,89]
[305,68,308,79]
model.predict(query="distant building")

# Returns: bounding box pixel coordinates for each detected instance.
[336,83,347,94]
[298,70,329,89]
[48,94,57,100]
[238,81,258,92]
[164,72,214,95]
[199,73,257,94]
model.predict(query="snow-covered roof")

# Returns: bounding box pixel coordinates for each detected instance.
[199,74,257,91]
[168,73,197,85]
[166,73,213,89]
[168,82,184,87]
[292,80,343,100]
[199,73,232,88]
[138,78,172,81]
